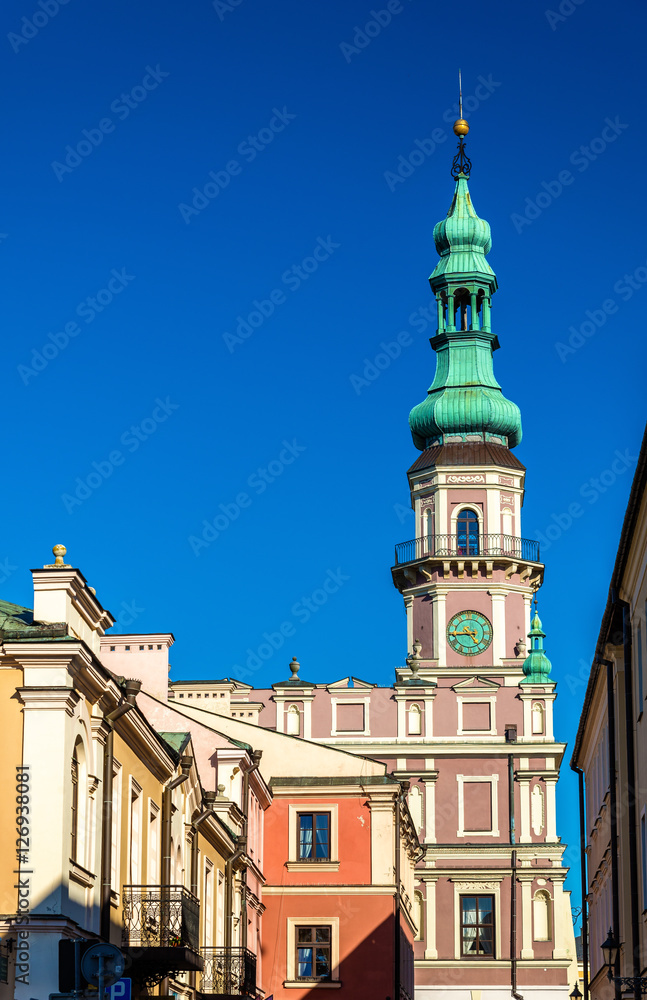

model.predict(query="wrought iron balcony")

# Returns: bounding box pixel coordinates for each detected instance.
[200,947,257,996]
[122,885,203,984]
[394,533,540,566]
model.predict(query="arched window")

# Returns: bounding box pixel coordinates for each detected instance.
[71,737,87,865]
[532,702,545,735]
[501,508,513,545]
[287,704,301,736]
[533,890,552,941]
[456,509,479,556]
[414,890,425,941]
[408,704,422,736]
[425,509,434,547]
[408,785,423,835]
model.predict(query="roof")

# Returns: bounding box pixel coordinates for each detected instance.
[408,441,526,475]
[270,774,401,788]
[169,678,230,686]
[158,731,192,756]
[571,422,647,767]
[0,599,68,640]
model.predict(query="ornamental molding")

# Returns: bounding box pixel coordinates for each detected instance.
[447,475,484,484]
[500,493,514,506]
[449,879,502,890]
[498,476,514,486]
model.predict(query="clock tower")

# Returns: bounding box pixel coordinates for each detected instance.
[391,123,543,668]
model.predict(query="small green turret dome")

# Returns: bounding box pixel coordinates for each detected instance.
[521,611,553,684]
[431,176,494,280]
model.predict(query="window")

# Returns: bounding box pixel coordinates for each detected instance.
[204,862,214,946]
[71,746,79,861]
[296,926,331,981]
[408,704,422,736]
[148,644,153,649]
[110,645,115,651]
[532,702,545,735]
[139,645,144,650]
[426,509,434,545]
[125,645,130,651]
[129,781,142,884]
[298,813,330,861]
[460,896,494,957]
[148,802,160,883]
[456,509,479,556]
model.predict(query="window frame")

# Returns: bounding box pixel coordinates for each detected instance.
[287,804,339,871]
[298,811,331,862]
[286,917,340,987]
[295,925,332,982]
[459,894,495,959]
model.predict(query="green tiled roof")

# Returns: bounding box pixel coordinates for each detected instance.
[158,731,192,755]
[0,599,68,640]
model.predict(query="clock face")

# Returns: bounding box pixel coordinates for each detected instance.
[447,610,493,656]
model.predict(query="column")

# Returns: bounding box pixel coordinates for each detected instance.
[424,877,438,959]
[518,874,534,959]
[432,591,447,666]
[447,292,456,331]
[551,876,569,959]
[423,773,436,844]
[489,590,507,664]
[482,296,491,331]
[544,778,558,842]
[368,794,396,886]
[470,291,479,330]
[436,296,444,332]
[404,594,414,653]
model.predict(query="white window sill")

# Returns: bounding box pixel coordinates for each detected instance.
[286,861,340,872]
[69,860,96,888]
[284,981,341,989]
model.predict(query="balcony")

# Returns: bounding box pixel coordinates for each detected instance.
[394,533,540,566]
[122,885,203,984]
[199,947,257,998]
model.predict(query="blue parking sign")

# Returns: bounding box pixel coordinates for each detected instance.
[107,979,131,1000]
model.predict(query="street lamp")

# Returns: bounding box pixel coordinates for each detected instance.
[570,984,583,1000]
[602,928,619,979]
[601,928,647,995]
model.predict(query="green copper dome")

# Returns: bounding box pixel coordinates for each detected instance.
[409,171,522,451]
[521,611,553,684]
[431,176,494,281]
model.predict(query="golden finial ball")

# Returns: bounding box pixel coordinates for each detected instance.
[453,118,469,137]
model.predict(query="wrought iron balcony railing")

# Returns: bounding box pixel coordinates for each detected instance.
[200,947,257,996]
[122,885,200,953]
[394,533,540,566]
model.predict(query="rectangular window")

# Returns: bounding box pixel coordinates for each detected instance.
[298,813,331,860]
[461,895,494,957]
[296,926,331,981]
[70,752,79,861]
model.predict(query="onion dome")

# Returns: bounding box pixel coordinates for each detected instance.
[521,610,553,684]
[409,375,523,451]
[431,175,494,282]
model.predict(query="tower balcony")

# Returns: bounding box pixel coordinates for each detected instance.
[392,533,542,587]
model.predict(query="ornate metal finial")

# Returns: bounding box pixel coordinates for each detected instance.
[44,544,71,569]
[289,656,300,679]
[451,69,472,179]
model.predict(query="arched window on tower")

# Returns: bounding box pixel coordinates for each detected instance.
[501,508,513,548]
[414,890,425,941]
[408,703,422,736]
[71,743,79,862]
[425,509,434,550]
[532,702,545,735]
[456,509,479,556]
[287,704,301,736]
[70,737,87,865]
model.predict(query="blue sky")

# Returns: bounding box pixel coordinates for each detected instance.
[2,0,646,913]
